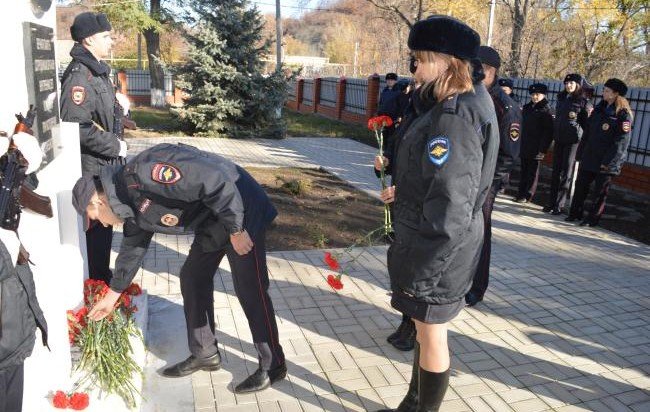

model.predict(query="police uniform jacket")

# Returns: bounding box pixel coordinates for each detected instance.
[378,86,402,120]
[577,101,632,175]
[0,242,48,370]
[387,83,499,305]
[61,43,122,177]
[488,80,522,181]
[521,98,554,158]
[554,91,592,145]
[99,143,278,292]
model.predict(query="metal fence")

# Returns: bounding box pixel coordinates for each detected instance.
[319,77,338,108]
[303,79,314,106]
[117,70,174,97]
[344,78,368,115]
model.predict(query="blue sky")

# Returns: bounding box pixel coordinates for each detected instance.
[250,0,317,18]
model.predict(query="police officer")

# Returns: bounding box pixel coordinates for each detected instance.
[567,78,633,226]
[1,133,48,412]
[375,16,499,412]
[71,143,286,393]
[465,46,521,307]
[60,12,128,284]
[498,78,519,103]
[515,83,554,203]
[544,73,592,215]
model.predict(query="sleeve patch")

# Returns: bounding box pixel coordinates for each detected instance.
[71,86,86,105]
[622,121,631,133]
[427,136,450,166]
[152,163,182,184]
[509,123,521,141]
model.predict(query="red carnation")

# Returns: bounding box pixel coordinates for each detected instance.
[380,115,393,128]
[323,252,340,271]
[125,283,142,296]
[367,117,381,131]
[327,274,344,290]
[69,392,90,410]
[52,391,69,408]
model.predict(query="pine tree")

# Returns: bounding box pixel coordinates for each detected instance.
[174,0,287,138]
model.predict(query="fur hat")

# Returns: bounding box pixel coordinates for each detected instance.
[70,12,112,42]
[528,83,548,95]
[604,78,628,97]
[563,73,582,84]
[408,15,480,60]
[385,73,398,81]
[498,78,514,89]
[478,46,501,69]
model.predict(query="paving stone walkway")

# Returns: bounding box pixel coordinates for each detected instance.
[126,137,650,412]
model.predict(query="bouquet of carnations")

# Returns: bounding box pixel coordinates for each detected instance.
[66,279,143,408]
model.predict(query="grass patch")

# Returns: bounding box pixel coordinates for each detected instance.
[284,109,375,147]
[128,107,186,137]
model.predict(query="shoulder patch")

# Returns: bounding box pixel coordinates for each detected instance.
[152,163,182,184]
[622,121,631,133]
[71,86,85,105]
[509,123,521,141]
[427,136,450,166]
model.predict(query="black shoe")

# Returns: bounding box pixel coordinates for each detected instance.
[391,319,415,351]
[579,219,590,226]
[465,291,482,307]
[161,352,222,377]
[234,363,287,393]
[513,197,528,203]
[542,206,553,213]
[550,209,563,215]
[387,318,408,344]
[564,216,579,222]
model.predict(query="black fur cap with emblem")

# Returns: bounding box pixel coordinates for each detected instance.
[528,83,548,95]
[70,12,112,42]
[604,78,628,97]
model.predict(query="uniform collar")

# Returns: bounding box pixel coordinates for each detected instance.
[70,43,111,76]
[99,165,135,221]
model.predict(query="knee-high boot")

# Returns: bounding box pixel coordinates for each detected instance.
[375,343,419,412]
[416,367,450,412]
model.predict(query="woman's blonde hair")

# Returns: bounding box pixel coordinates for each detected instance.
[614,95,634,120]
[413,50,474,102]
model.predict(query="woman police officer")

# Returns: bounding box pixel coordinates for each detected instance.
[374,16,499,411]
[566,78,633,226]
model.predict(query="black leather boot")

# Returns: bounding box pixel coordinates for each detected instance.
[391,319,415,351]
[387,315,410,344]
[416,367,450,412]
[161,351,222,377]
[234,363,287,393]
[375,343,419,412]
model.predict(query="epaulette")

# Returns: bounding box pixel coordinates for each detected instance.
[442,94,458,114]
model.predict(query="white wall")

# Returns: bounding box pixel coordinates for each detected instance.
[0,2,86,410]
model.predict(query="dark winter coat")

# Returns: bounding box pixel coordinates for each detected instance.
[0,242,48,370]
[488,80,522,181]
[60,43,123,177]
[377,86,402,120]
[577,101,632,175]
[387,84,499,305]
[99,143,277,292]
[520,98,554,158]
[554,91,592,145]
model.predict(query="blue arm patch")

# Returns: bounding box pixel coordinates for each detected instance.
[427,136,450,166]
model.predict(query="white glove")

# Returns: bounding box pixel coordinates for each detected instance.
[118,140,127,157]
[12,132,44,174]
[115,93,131,116]
[0,228,21,268]
[0,135,9,156]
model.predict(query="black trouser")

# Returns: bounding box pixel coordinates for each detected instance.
[469,179,499,299]
[0,364,24,412]
[180,229,284,370]
[568,169,613,224]
[548,142,579,211]
[86,223,113,284]
[517,157,541,201]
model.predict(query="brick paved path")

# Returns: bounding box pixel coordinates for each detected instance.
[127,137,650,412]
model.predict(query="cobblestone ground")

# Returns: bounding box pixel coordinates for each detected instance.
[126,137,650,412]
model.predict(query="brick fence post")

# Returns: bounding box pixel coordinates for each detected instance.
[117,70,128,95]
[366,73,380,119]
[296,78,304,110]
[313,77,321,113]
[336,76,346,120]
